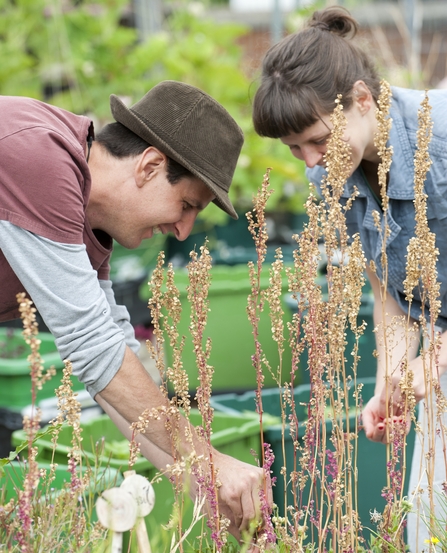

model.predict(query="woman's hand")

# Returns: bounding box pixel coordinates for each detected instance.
[362,391,411,443]
[362,353,430,443]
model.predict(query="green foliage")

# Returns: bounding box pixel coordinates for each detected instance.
[0,0,136,115]
[0,0,308,223]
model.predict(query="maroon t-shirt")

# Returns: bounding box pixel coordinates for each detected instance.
[0,96,112,321]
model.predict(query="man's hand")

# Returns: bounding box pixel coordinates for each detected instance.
[211,449,273,544]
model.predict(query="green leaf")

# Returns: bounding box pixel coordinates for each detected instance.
[0,423,62,467]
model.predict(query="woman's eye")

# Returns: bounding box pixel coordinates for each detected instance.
[314,135,329,146]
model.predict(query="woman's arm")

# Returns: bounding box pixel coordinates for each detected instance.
[366,266,420,396]
[362,266,420,442]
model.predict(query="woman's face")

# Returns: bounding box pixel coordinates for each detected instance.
[280,99,379,173]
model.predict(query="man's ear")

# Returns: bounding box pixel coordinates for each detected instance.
[135,147,167,188]
[351,80,374,115]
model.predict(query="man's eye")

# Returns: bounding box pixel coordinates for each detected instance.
[314,138,327,146]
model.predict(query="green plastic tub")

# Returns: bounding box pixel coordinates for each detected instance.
[1,460,122,549]
[13,409,262,529]
[210,378,416,541]
[153,263,293,392]
[0,328,83,410]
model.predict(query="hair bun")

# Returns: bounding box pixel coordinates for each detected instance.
[311,21,331,32]
[309,6,358,39]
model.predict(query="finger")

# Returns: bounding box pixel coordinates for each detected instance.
[219,502,242,542]
[364,420,389,443]
[378,392,394,419]
[378,417,408,444]
[230,498,245,537]
[238,489,257,532]
[240,475,267,533]
[362,409,380,438]
[264,474,274,512]
[362,416,377,438]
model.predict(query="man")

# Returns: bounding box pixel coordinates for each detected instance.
[0,80,271,545]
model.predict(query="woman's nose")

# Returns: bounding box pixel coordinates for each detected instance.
[301,147,324,169]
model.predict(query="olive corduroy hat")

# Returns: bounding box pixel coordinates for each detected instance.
[110,81,243,219]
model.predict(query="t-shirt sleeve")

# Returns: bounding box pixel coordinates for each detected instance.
[0,220,139,396]
[0,126,88,244]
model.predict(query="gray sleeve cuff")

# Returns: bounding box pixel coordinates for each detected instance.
[0,221,129,396]
[99,279,141,355]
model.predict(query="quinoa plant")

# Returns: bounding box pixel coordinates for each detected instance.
[0,294,112,552]
[2,82,446,553]
[401,91,446,550]
[131,81,447,552]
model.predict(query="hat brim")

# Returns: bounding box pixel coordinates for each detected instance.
[110,94,238,220]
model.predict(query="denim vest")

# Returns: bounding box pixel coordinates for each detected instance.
[307,86,447,328]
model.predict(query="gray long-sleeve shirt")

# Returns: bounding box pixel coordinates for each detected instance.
[0,220,140,396]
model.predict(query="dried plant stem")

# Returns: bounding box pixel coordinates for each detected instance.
[188,243,228,551]
[246,170,287,549]
[246,168,274,465]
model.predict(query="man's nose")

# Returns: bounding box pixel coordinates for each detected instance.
[175,211,198,241]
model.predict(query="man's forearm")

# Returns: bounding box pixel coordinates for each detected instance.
[96,393,174,472]
[96,345,204,461]
[97,347,271,544]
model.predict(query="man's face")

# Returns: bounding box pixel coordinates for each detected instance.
[113,167,215,250]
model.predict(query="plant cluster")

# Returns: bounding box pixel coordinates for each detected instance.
[141,80,445,552]
[1,81,446,553]
[0,296,110,551]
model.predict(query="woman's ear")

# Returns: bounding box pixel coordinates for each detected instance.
[135,147,167,188]
[351,80,374,115]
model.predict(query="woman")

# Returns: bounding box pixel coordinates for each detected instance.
[252,6,447,551]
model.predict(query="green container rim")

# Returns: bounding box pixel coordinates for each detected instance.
[0,329,63,375]
[160,265,290,296]
[210,377,377,432]
[1,461,123,502]
[12,410,262,471]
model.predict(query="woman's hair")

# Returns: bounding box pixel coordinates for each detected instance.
[252,6,381,138]
[95,121,193,184]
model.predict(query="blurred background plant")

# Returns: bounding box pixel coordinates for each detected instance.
[1,0,446,223]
